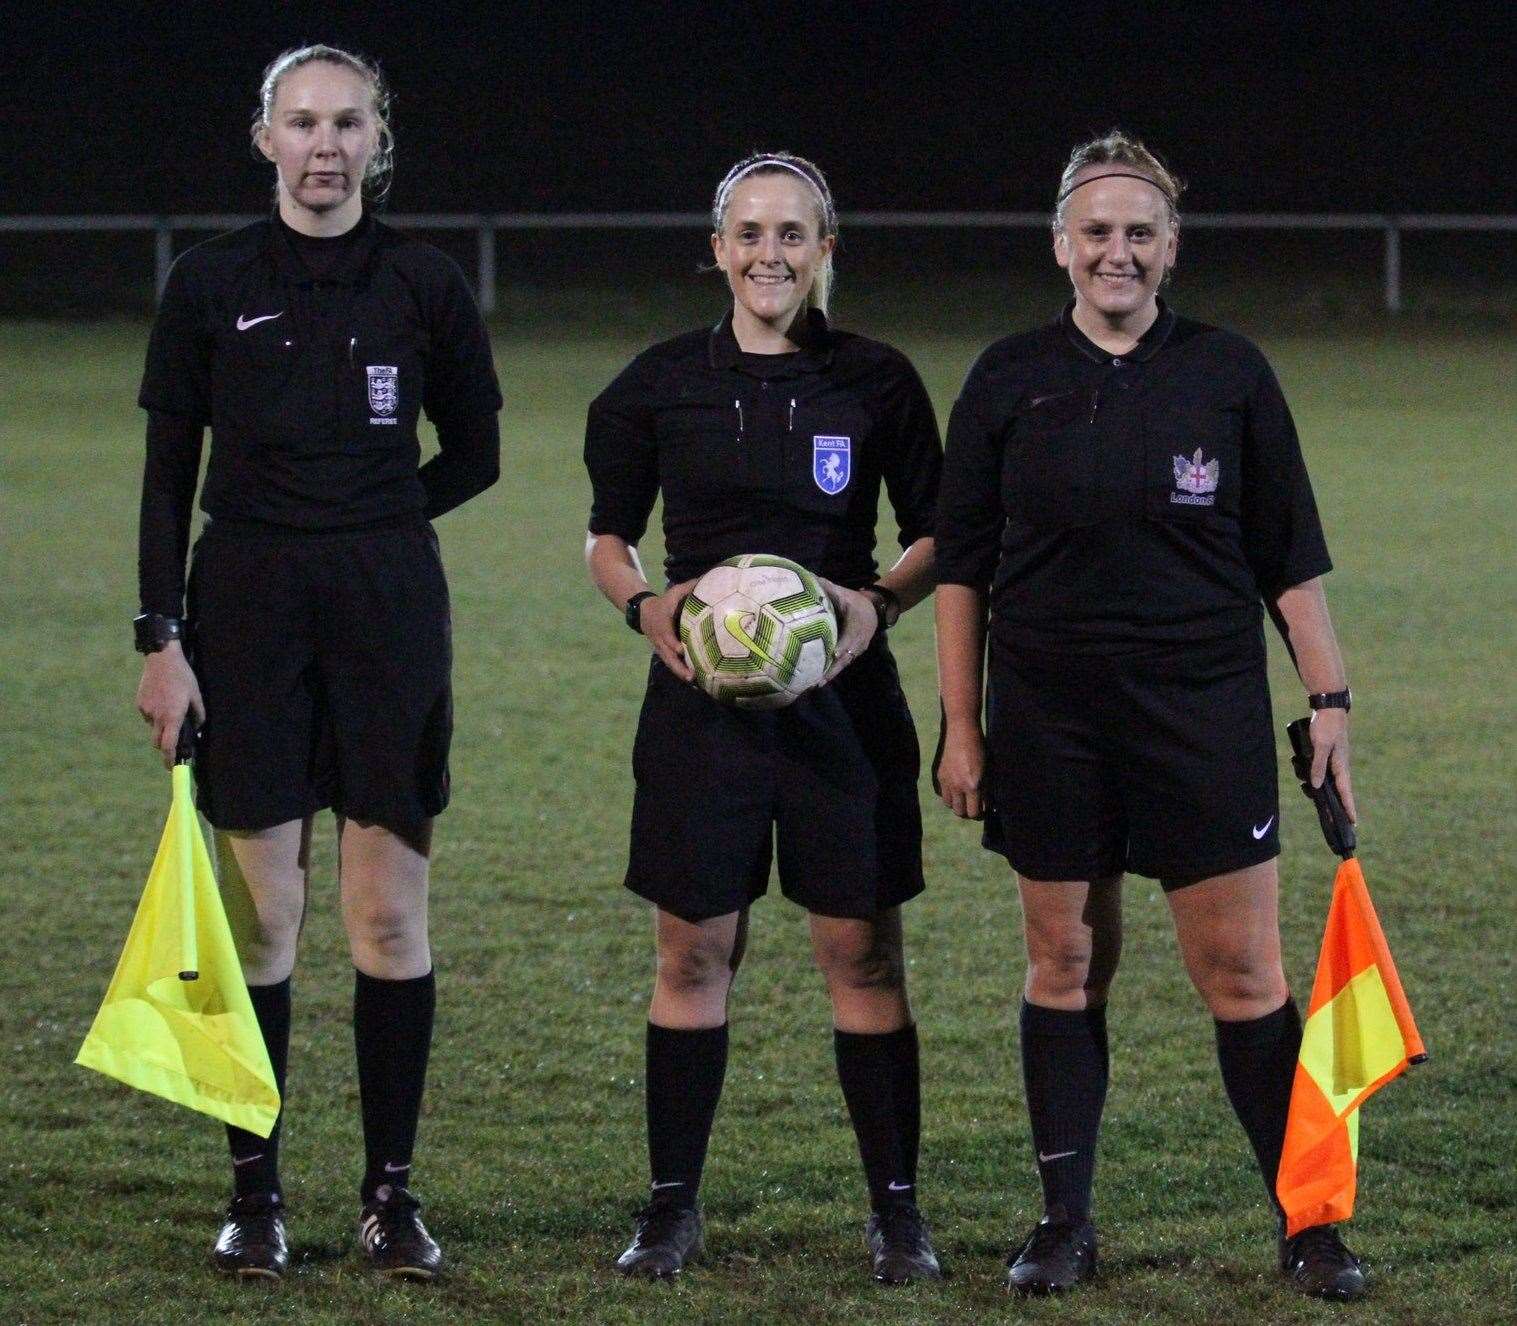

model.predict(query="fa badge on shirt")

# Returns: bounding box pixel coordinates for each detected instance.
[1171,448,1219,506]
[813,435,851,494]
[367,365,399,425]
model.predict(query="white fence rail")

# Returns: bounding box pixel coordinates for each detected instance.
[3,212,1515,315]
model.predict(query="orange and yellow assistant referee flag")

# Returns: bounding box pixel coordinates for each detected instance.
[75,763,280,1137]
[1276,856,1426,1236]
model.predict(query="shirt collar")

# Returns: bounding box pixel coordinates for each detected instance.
[708,306,835,374]
[267,209,381,286]
[1061,297,1176,363]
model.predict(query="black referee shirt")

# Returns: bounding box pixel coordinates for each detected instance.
[935,301,1332,653]
[585,309,942,588]
[139,210,500,541]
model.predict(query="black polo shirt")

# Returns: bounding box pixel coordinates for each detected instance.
[935,301,1332,653]
[139,212,501,530]
[585,309,942,588]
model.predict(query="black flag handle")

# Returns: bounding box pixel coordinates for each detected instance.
[174,717,198,766]
[1286,717,1356,859]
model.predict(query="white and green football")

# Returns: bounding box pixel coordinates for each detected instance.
[679,554,837,709]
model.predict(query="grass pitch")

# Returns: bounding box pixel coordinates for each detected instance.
[1,289,1514,1324]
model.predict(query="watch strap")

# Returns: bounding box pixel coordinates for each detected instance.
[1308,689,1352,711]
[864,583,901,631]
[625,591,657,634]
[134,612,184,654]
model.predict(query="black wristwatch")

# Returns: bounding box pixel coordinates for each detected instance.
[624,591,657,634]
[863,584,901,632]
[1308,689,1352,712]
[134,612,184,654]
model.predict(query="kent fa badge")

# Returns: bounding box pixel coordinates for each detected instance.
[813,435,851,494]
[1171,448,1219,506]
[367,364,399,424]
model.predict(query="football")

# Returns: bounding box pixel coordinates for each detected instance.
[679,554,837,709]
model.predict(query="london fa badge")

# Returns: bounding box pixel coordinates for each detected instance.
[813,435,851,494]
[367,364,399,424]
[1171,448,1219,506]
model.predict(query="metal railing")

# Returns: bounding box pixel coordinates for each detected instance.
[3,211,1515,315]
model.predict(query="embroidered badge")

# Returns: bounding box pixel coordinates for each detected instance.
[813,435,851,494]
[1171,448,1219,506]
[367,365,399,423]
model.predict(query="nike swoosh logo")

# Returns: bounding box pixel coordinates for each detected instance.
[723,609,785,669]
[651,1181,684,1191]
[232,1153,265,1166]
[1252,816,1276,839]
[236,312,284,330]
[1038,1150,1077,1163]
[383,1161,410,1173]
[887,1181,914,1192]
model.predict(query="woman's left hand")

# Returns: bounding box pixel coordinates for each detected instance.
[1308,707,1357,823]
[817,578,878,684]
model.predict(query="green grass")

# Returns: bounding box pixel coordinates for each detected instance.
[1,295,1514,1324]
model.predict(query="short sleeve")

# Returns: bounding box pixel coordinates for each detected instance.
[1240,356,1333,596]
[876,355,943,548]
[933,355,1007,592]
[138,256,212,423]
[584,356,659,544]
[421,256,503,424]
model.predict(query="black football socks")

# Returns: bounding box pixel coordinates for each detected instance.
[834,1026,920,1212]
[227,978,291,1199]
[354,968,436,1203]
[1215,997,1303,1212]
[890,1023,922,1190]
[1020,1000,1109,1223]
[645,1022,729,1210]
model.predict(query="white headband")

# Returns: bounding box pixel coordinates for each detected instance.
[714,159,830,225]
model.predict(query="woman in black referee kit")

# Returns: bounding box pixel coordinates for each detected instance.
[934,132,1367,1301]
[133,46,500,1280]
[585,152,944,1285]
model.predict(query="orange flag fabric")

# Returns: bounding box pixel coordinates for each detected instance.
[1276,857,1426,1236]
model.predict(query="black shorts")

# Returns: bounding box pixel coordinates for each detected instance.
[625,637,924,923]
[186,517,452,835]
[981,630,1280,884]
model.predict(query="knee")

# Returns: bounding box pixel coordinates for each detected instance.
[813,934,905,994]
[349,899,426,962]
[246,886,304,946]
[656,938,736,997]
[1189,945,1287,1015]
[1025,930,1096,1000]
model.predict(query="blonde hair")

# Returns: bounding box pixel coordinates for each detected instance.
[711,151,838,315]
[1052,130,1183,234]
[252,45,395,204]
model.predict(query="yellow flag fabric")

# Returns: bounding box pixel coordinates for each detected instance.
[1277,857,1425,1236]
[76,765,280,1137]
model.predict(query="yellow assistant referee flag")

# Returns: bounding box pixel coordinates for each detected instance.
[75,764,280,1137]
[1276,857,1426,1237]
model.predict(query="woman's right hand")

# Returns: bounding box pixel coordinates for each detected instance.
[135,641,205,767]
[937,720,988,820]
[638,579,698,682]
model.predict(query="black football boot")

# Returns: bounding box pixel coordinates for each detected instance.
[615,1199,704,1279]
[212,1192,289,1280]
[358,1186,443,1280]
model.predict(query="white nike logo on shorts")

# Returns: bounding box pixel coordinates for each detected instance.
[1253,816,1276,839]
[1039,1150,1077,1163]
[887,1181,913,1192]
[236,312,284,330]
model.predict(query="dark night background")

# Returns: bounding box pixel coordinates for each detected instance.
[4,1,1514,216]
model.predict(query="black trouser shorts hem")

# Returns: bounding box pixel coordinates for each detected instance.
[623,640,924,922]
[980,630,1281,884]
[187,520,453,837]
